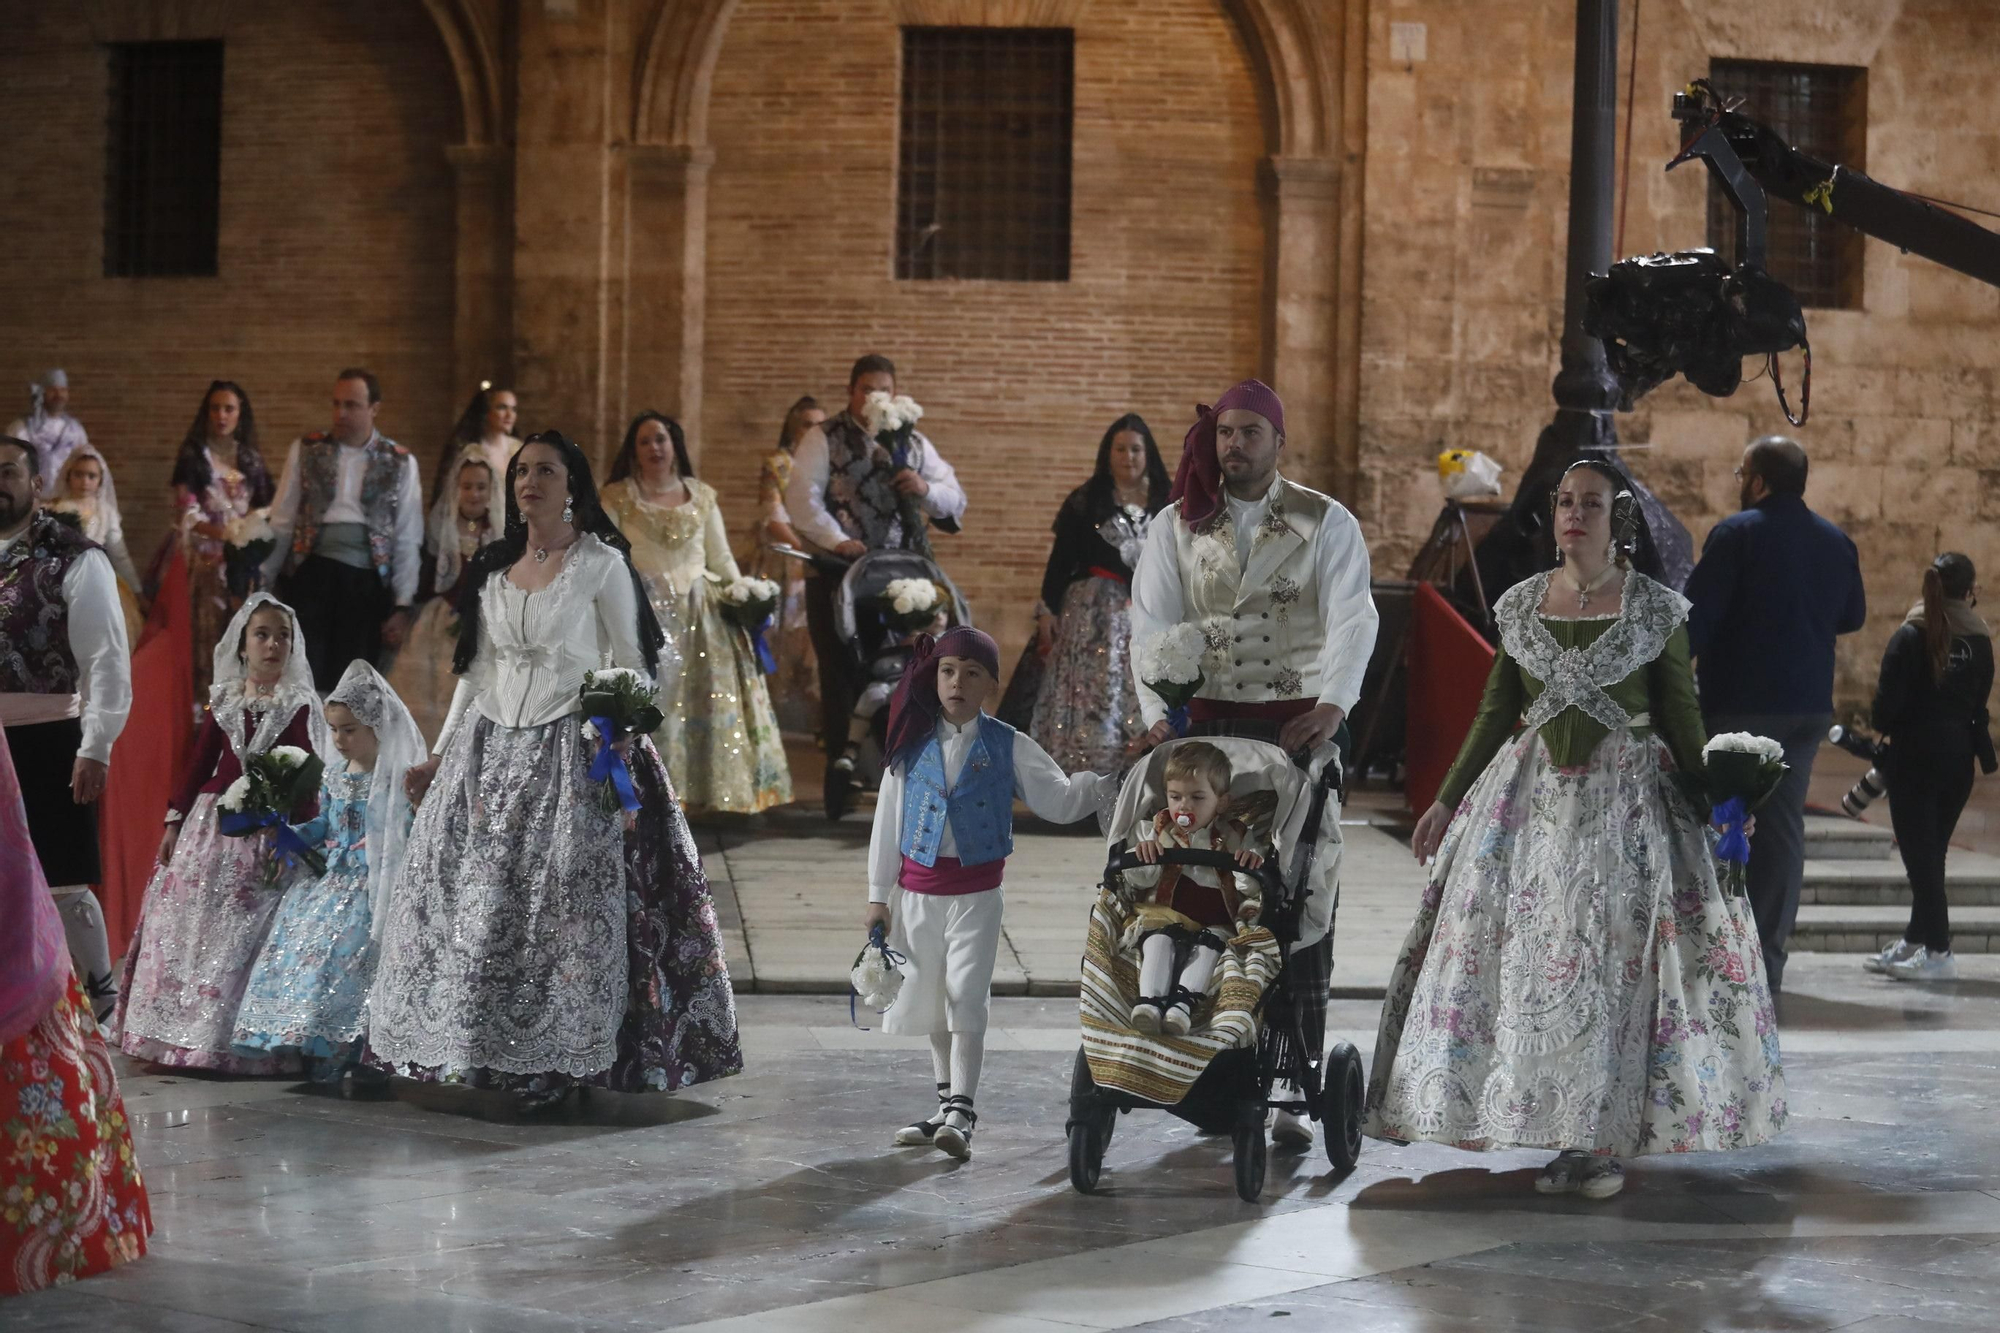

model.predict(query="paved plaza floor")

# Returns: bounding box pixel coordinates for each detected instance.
[11,955,2000,1333]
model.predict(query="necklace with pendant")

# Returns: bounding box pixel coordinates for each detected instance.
[1562,564,1616,611]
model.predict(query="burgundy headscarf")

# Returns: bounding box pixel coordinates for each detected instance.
[1168,378,1286,527]
[883,625,1002,769]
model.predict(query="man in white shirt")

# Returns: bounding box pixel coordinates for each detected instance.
[783,353,968,760]
[0,435,132,1020]
[5,368,88,490]
[1128,378,1378,1147]
[262,368,424,690]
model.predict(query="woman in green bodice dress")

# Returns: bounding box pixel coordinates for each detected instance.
[600,412,792,815]
[1365,460,1784,1199]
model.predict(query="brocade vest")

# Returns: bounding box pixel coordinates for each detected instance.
[0,510,98,694]
[823,413,931,555]
[287,431,409,580]
[1171,476,1329,705]
[900,714,1017,868]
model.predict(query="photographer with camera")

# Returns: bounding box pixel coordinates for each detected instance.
[1863,554,1995,982]
[1685,437,1866,994]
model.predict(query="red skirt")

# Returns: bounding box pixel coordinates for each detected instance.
[1,975,151,1294]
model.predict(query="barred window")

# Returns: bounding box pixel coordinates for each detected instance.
[104,40,224,278]
[896,27,1073,282]
[1705,59,1867,309]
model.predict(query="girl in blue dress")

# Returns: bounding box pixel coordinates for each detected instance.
[233,661,423,1082]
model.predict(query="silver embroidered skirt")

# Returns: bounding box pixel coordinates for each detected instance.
[1030,575,1145,775]
[368,713,628,1079]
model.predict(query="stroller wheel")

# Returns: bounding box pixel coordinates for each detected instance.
[1068,1118,1108,1193]
[1320,1040,1366,1174]
[1232,1116,1267,1203]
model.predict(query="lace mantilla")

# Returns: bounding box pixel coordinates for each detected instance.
[1496,571,1690,732]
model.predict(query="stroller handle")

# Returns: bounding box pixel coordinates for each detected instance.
[765,542,851,577]
[1107,846,1284,895]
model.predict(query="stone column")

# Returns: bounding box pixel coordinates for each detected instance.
[511,0,618,457]
[445,144,512,403]
[623,143,712,463]
[1262,155,1345,499]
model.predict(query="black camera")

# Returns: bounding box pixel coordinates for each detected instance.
[1583,250,1807,411]
[1827,724,1886,818]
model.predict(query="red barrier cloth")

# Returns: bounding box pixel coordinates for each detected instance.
[1404,583,1496,817]
[96,550,196,956]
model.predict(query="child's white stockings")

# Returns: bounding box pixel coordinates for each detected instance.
[928,1031,985,1101]
[1138,932,1177,1000]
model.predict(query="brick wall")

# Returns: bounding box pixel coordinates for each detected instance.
[1358,0,2000,716]
[697,0,1269,654]
[0,1,463,566]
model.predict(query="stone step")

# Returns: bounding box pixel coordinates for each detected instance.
[1792,904,2000,954]
[1802,813,1895,861]
[1798,849,2000,905]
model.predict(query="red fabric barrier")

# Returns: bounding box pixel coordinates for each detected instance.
[96,550,195,956]
[1404,583,1496,817]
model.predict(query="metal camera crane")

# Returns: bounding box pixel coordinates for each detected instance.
[1584,78,2000,425]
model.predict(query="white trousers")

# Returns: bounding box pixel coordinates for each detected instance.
[882,886,1004,1037]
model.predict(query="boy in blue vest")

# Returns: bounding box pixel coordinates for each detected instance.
[864,626,1113,1160]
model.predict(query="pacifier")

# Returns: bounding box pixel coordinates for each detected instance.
[1174,812,1193,828]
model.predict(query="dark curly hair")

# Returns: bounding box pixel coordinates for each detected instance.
[170,380,275,508]
[606,411,694,483]
[451,429,667,675]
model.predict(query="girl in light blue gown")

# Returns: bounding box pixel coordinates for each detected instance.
[233,661,422,1081]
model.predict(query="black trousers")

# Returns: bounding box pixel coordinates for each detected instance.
[6,717,99,886]
[1886,743,1977,952]
[284,556,393,693]
[804,573,856,753]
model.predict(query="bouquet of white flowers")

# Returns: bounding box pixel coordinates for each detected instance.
[718,575,783,674]
[861,390,924,448]
[848,922,907,1026]
[878,577,947,635]
[222,507,277,598]
[217,744,328,884]
[1136,624,1207,730]
[579,668,663,814]
[1701,732,1790,894]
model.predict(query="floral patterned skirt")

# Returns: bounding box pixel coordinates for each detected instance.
[1030,575,1145,776]
[115,796,301,1074]
[2,975,151,1295]
[1364,727,1786,1157]
[368,714,743,1093]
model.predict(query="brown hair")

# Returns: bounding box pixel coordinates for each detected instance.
[1163,741,1231,795]
[1922,552,1978,680]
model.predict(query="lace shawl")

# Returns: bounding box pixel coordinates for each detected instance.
[1495,571,1691,732]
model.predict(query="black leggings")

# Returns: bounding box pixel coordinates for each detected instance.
[1887,745,1976,952]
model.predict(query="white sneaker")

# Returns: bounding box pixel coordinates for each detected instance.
[1269,1106,1314,1150]
[1863,938,1920,975]
[1887,947,1956,982]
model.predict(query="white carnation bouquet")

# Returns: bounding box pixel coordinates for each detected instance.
[849,923,906,1023]
[221,506,277,597]
[217,744,328,884]
[1136,624,1207,716]
[861,390,925,445]
[879,576,947,635]
[718,576,783,673]
[579,668,664,814]
[1700,732,1790,894]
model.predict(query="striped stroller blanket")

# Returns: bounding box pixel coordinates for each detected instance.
[1078,888,1283,1106]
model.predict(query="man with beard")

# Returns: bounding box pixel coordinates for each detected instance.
[1685,435,1866,995]
[5,369,89,490]
[0,436,131,1020]
[1128,379,1378,1150]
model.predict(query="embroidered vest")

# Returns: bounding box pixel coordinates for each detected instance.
[900,714,1017,868]
[824,413,932,556]
[1170,476,1330,704]
[289,432,409,579]
[0,510,98,694]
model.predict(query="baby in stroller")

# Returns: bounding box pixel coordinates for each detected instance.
[833,585,951,786]
[1124,741,1266,1035]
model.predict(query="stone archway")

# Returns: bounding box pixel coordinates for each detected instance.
[630,0,1364,498]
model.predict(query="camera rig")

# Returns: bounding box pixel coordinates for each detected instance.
[1583,79,2000,423]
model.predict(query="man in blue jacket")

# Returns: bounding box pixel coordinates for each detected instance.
[1686,436,1866,994]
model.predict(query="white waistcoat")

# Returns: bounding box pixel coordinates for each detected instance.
[1170,477,1329,704]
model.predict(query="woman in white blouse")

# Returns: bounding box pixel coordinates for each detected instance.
[369,431,743,1110]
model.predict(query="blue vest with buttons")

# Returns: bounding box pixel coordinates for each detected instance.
[900,715,1017,868]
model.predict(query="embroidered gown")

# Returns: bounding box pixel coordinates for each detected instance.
[115,692,320,1072]
[601,477,792,814]
[172,450,259,703]
[366,534,742,1093]
[1026,492,1155,773]
[1364,571,1786,1157]
[745,446,819,736]
[231,769,382,1062]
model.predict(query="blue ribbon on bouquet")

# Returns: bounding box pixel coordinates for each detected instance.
[217,810,320,870]
[1711,796,1752,864]
[849,922,908,1030]
[587,716,642,813]
[749,614,777,676]
[1167,704,1191,737]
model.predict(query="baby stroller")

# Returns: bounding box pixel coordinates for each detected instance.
[1066,723,1364,1202]
[827,548,973,818]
